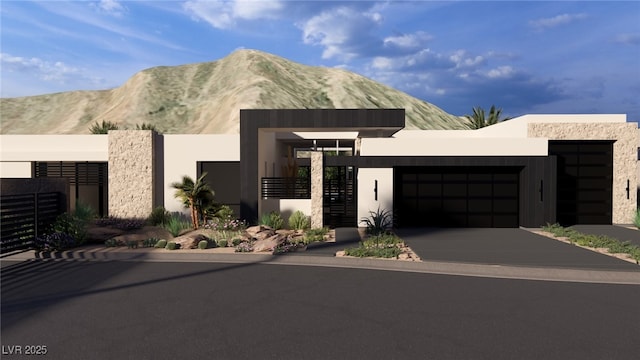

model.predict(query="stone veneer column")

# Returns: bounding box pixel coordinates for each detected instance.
[108,130,155,218]
[528,122,637,224]
[311,151,324,229]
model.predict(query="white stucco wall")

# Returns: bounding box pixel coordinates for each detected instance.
[163,135,240,213]
[360,137,548,156]
[0,162,31,178]
[0,135,108,161]
[261,199,312,225]
[357,168,393,227]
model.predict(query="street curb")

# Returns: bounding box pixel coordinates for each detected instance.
[2,247,640,285]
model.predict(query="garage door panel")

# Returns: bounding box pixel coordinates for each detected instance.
[395,166,520,228]
[443,199,467,212]
[468,183,492,195]
[549,141,613,225]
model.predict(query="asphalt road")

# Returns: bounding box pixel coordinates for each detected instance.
[2,259,639,360]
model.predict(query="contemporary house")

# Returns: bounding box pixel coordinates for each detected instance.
[1,109,638,228]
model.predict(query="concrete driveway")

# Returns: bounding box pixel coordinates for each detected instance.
[395,228,639,270]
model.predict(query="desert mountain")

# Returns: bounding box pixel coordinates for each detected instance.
[0,49,468,134]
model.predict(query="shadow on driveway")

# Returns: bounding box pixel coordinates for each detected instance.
[395,228,640,271]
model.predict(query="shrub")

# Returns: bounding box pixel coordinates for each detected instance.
[232,238,243,246]
[634,209,640,229]
[94,217,145,230]
[165,241,180,250]
[36,232,76,251]
[126,240,139,249]
[163,213,192,237]
[89,120,119,134]
[51,212,87,245]
[260,211,284,230]
[198,240,209,249]
[360,207,392,235]
[155,239,168,248]
[235,241,253,252]
[148,206,170,226]
[142,237,159,247]
[205,217,247,231]
[104,238,124,247]
[344,246,401,258]
[304,227,329,243]
[217,240,228,248]
[73,201,96,223]
[288,210,310,230]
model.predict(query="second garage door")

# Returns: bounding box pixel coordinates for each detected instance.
[394,166,520,228]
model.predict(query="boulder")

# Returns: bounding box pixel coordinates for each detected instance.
[253,233,286,252]
[252,229,276,241]
[246,225,272,237]
[173,232,209,249]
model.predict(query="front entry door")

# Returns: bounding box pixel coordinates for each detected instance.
[323,166,356,227]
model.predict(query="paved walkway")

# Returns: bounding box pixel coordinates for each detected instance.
[570,225,640,247]
[395,227,639,271]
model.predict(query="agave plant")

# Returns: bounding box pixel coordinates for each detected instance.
[360,207,392,236]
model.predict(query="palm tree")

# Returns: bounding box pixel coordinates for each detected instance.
[171,172,214,229]
[465,105,511,129]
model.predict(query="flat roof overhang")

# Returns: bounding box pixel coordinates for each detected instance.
[239,109,405,222]
[240,109,405,138]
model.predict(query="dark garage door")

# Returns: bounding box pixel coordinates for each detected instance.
[549,141,613,225]
[395,167,520,228]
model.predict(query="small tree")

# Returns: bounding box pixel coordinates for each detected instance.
[89,120,119,134]
[171,172,214,229]
[465,105,511,129]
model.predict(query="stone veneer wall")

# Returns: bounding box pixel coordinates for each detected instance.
[528,122,638,224]
[108,130,156,219]
[311,152,323,228]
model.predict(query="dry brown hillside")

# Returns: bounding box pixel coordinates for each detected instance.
[0,49,468,134]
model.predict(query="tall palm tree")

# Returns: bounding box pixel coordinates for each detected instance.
[171,172,214,229]
[465,105,511,129]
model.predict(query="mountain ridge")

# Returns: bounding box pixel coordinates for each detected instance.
[0,49,469,134]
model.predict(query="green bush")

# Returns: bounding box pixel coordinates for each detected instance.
[260,211,284,230]
[198,240,209,249]
[344,246,401,258]
[360,207,392,235]
[304,227,329,243]
[163,213,192,236]
[217,239,228,248]
[127,240,139,249]
[148,206,170,226]
[165,241,180,250]
[155,239,168,248]
[73,201,96,223]
[543,223,640,263]
[51,212,88,245]
[142,237,159,247]
[288,210,310,230]
[232,238,243,246]
[634,209,640,229]
[104,238,124,247]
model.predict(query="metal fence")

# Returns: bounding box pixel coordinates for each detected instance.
[261,177,311,199]
[0,192,63,254]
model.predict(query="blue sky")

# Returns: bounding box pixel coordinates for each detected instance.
[1,1,639,120]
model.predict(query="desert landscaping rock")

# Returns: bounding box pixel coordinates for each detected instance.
[253,233,286,252]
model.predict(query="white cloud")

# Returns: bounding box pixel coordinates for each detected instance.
[91,0,128,17]
[486,66,515,79]
[614,33,640,46]
[383,31,433,51]
[300,6,383,61]
[529,13,588,31]
[0,53,106,88]
[183,0,283,29]
[449,50,485,69]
